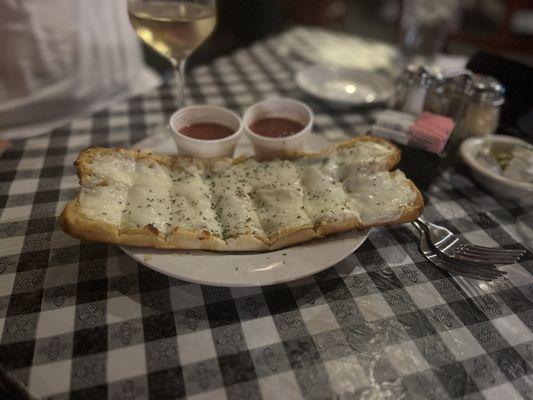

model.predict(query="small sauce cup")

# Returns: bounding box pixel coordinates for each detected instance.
[169,105,243,158]
[243,98,314,156]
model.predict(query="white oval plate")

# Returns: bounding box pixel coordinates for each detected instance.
[296,65,392,106]
[122,230,368,287]
[120,132,369,286]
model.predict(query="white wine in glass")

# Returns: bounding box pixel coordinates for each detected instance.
[128,0,216,108]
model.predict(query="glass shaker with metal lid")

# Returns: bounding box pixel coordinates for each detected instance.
[441,72,473,119]
[424,70,445,114]
[393,64,439,115]
[437,72,473,162]
[463,74,505,137]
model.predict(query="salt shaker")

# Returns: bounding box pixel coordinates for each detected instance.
[463,74,505,137]
[398,65,436,115]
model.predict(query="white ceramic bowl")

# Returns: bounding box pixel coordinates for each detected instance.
[243,98,313,156]
[460,135,533,200]
[169,105,243,158]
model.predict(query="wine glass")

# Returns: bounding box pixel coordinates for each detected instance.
[128,0,217,109]
[398,0,458,66]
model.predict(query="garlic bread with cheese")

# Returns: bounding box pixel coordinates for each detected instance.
[60,136,423,250]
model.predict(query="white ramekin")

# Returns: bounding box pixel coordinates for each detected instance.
[243,98,314,156]
[169,105,243,158]
[460,135,533,201]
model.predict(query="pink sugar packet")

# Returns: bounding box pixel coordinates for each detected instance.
[409,112,455,154]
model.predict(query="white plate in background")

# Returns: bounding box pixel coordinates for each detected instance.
[296,65,393,106]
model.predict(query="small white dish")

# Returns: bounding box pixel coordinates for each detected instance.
[243,98,313,156]
[296,65,392,106]
[131,128,328,158]
[122,132,369,287]
[460,135,533,200]
[169,105,243,158]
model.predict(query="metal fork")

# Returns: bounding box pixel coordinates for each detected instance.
[417,216,525,265]
[412,221,506,280]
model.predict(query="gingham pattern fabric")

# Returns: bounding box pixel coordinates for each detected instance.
[1,27,533,400]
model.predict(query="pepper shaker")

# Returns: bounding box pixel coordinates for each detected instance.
[424,71,445,114]
[441,72,473,119]
[463,74,505,137]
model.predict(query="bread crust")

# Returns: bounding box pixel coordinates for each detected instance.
[60,136,423,251]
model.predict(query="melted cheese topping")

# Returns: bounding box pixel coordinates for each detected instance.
[79,186,127,226]
[298,159,359,222]
[336,142,394,169]
[79,152,136,225]
[88,152,136,186]
[344,171,416,225]
[210,165,265,239]
[122,160,172,233]
[245,160,311,236]
[78,140,417,242]
[169,169,221,235]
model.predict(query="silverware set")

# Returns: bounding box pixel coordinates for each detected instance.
[413,216,526,280]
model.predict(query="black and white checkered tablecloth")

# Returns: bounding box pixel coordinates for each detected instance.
[1,27,533,400]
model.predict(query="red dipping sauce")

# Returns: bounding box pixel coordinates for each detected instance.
[179,123,234,140]
[250,118,304,138]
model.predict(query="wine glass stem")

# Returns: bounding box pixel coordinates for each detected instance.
[173,58,187,109]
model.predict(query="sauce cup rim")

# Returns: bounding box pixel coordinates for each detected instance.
[169,105,243,145]
[243,98,314,142]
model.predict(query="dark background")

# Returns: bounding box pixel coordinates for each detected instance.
[143,0,533,76]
